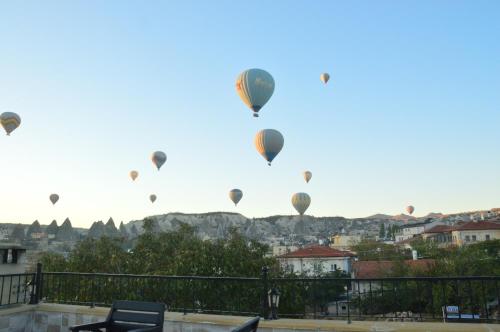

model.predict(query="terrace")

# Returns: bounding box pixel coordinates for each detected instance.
[0,265,498,331]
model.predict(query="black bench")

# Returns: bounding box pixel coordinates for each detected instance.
[231,317,260,332]
[69,300,165,332]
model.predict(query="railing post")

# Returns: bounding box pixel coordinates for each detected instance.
[261,266,269,319]
[30,263,42,304]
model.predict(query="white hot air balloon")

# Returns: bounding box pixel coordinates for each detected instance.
[303,171,312,183]
[151,151,167,170]
[406,205,415,215]
[0,112,21,135]
[292,193,311,215]
[49,194,59,205]
[130,170,139,181]
[320,73,330,84]
[254,129,284,166]
[150,194,157,203]
[236,69,275,117]
[229,189,243,206]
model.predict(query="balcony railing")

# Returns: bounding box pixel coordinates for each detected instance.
[1,265,499,324]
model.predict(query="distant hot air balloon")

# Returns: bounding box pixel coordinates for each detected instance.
[292,192,311,215]
[0,112,21,135]
[130,170,139,181]
[229,189,243,206]
[406,205,415,215]
[254,129,284,166]
[49,194,59,205]
[236,69,275,117]
[303,171,312,183]
[150,194,157,203]
[320,73,330,84]
[151,151,167,170]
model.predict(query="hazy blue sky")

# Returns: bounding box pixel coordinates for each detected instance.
[1,1,499,227]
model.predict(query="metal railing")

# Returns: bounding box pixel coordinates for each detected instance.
[2,265,499,324]
[0,273,35,306]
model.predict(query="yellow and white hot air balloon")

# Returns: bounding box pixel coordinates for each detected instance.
[254,129,284,166]
[229,189,243,206]
[150,194,157,203]
[151,151,167,170]
[236,69,275,117]
[320,73,330,84]
[49,194,59,205]
[129,170,139,181]
[292,193,311,215]
[0,112,21,136]
[303,171,312,183]
[406,205,415,215]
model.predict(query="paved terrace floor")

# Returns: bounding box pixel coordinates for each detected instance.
[0,303,498,332]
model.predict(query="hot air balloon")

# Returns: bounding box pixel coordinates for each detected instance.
[236,69,275,117]
[151,151,167,170]
[229,189,243,206]
[130,170,139,181]
[303,171,312,183]
[406,205,415,215]
[292,193,311,215]
[320,73,330,84]
[49,194,59,205]
[0,112,21,135]
[254,129,284,166]
[150,194,157,203]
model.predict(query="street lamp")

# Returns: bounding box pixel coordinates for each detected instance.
[268,288,280,320]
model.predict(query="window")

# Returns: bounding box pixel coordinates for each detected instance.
[334,264,337,270]
[486,234,490,241]
[465,235,470,242]
[471,235,476,242]
[330,264,334,271]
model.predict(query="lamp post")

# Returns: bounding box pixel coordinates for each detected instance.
[268,287,280,320]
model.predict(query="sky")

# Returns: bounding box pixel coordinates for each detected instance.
[0,1,499,228]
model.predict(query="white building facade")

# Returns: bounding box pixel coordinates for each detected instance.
[278,245,354,276]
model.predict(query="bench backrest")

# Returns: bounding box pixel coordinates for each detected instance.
[108,300,165,327]
[231,317,260,332]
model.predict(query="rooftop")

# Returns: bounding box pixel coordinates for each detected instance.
[454,220,500,231]
[352,259,436,279]
[424,225,454,234]
[279,245,355,258]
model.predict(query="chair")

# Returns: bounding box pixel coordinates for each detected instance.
[69,300,165,331]
[231,317,260,332]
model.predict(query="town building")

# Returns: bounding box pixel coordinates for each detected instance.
[422,225,454,246]
[329,234,361,250]
[0,244,30,305]
[422,220,500,247]
[394,220,444,243]
[451,220,500,246]
[351,259,435,293]
[270,245,299,257]
[278,245,355,276]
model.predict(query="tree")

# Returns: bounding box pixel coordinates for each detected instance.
[379,223,386,239]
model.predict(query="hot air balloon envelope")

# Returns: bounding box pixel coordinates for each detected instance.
[254,129,284,166]
[303,171,312,183]
[320,73,330,84]
[292,192,311,215]
[0,112,21,135]
[151,151,167,170]
[236,69,275,117]
[229,189,243,206]
[49,194,59,205]
[150,194,157,203]
[130,170,139,181]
